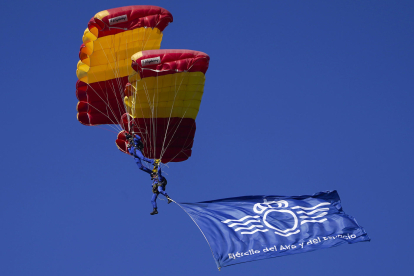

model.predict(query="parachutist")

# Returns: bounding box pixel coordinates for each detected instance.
[150,167,172,214]
[127,133,154,174]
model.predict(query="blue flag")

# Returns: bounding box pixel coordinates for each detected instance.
[177,190,370,269]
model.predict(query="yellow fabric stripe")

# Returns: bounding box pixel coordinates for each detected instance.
[77,59,131,83]
[124,72,206,119]
[94,10,109,20]
[131,51,144,61]
[77,27,163,84]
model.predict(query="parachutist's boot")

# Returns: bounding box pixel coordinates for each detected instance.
[150,208,158,215]
[166,195,173,204]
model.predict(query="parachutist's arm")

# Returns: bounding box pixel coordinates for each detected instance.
[131,147,154,165]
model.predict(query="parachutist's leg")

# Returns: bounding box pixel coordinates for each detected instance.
[157,186,168,197]
[158,186,172,204]
[151,193,158,209]
[139,166,153,174]
[135,149,154,165]
[135,158,153,174]
[143,157,155,165]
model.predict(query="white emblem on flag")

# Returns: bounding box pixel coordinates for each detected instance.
[221,200,331,236]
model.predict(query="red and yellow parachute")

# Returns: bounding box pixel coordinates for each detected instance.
[76,6,173,125]
[116,49,210,162]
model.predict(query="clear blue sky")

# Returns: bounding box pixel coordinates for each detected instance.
[1,0,413,275]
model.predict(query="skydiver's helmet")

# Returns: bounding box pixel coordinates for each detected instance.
[125,132,132,140]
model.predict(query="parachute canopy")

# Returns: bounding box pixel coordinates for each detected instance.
[76,6,173,126]
[116,49,210,163]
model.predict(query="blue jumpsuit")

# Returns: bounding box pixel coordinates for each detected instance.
[128,134,154,174]
[151,168,169,209]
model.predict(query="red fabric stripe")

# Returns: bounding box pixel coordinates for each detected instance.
[88,5,173,38]
[131,50,210,78]
[76,78,128,125]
